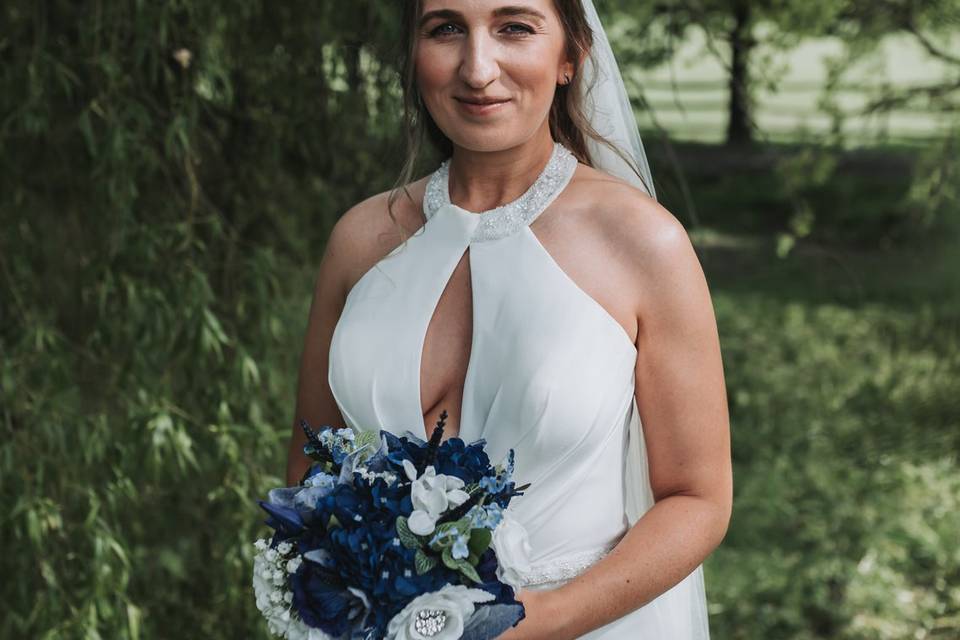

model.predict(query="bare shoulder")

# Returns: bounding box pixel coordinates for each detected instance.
[571,164,705,315]
[583,162,699,277]
[326,176,430,295]
[576,164,688,256]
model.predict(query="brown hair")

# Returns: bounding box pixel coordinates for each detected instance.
[385,0,650,249]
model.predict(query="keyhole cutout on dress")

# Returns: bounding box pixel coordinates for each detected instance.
[418,246,474,442]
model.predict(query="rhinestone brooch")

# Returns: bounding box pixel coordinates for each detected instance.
[414,608,448,637]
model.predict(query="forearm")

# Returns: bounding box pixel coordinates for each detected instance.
[549,493,728,639]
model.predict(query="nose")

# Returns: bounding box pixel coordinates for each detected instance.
[458,31,500,89]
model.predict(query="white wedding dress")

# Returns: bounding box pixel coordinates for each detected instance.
[328,141,711,638]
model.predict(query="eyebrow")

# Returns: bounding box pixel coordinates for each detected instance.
[418,5,548,28]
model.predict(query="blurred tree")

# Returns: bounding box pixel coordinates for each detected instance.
[821,0,960,239]
[832,0,960,113]
[611,0,844,145]
[0,1,413,637]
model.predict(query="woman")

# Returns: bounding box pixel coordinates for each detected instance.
[286,0,731,638]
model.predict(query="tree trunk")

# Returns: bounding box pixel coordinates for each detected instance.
[726,0,755,146]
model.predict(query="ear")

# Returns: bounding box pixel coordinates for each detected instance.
[558,59,574,84]
[558,48,587,84]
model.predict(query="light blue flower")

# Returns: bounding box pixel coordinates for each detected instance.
[467,505,485,529]
[429,527,457,548]
[467,502,503,529]
[483,503,503,529]
[479,471,511,494]
[452,533,470,560]
[304,471,337,489]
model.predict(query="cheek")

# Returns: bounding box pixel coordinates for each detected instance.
[415,48,454,92]
[502,40,562,91]
[506,57,559,102]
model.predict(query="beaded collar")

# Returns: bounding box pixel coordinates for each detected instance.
[422,141,579,242]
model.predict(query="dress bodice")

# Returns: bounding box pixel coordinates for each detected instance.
[327,141,711,638]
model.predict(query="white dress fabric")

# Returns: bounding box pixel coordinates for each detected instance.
[328,141,711,638]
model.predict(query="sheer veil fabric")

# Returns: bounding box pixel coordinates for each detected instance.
[579,0,656,199]
[578,0,711,636]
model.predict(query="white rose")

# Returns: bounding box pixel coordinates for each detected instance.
[385,584,495,640]
[402,459,470,536]
[491,508,533,591]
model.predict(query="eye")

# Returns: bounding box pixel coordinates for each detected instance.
[427,22,535,38]
[428,22,460,38]
[502,23,534,35]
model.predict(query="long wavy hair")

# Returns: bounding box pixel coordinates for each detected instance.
[386,0,648,249]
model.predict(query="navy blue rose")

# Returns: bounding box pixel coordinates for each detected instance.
[290,557,368,636]
[434,437,493,484]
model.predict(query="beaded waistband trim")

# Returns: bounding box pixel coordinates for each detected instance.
[516,540,620,588]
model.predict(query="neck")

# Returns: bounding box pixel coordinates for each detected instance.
[447,129,557,215]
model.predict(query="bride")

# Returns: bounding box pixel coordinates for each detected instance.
[286,1,731,638]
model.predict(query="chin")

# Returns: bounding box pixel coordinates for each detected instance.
[442,128,529,154]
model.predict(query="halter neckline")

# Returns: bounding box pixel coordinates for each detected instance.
[422,141,579,243]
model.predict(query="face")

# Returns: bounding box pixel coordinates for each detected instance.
[415,0,573,152]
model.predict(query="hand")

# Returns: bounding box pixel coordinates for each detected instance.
[496,587,568,640]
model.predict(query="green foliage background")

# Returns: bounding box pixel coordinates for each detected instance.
[1,1,957,639]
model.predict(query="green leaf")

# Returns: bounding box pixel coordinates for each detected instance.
[456,559,482,584]
[415,549,439,575]
[467,528,492,557]
[453,516,472,535]
[328,513,341,529]
[428,521,459,551]
[441,547,460,571]
[395,517,422,550]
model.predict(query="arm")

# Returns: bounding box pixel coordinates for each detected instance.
[545,202,733,638]
[285,218,352,486]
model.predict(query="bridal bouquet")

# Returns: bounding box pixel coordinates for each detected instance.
[252,411,534,640]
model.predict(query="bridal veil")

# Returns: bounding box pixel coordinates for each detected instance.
[578,0,711,636]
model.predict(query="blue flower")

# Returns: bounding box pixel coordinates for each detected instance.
[479,473,509,494]
[256,427,517,639]
[289,559,367,636]
[468,502,503,530]
[258,501,305,539]
[429,527,457,548]
[434,438,492,484]
[452,533,470,560]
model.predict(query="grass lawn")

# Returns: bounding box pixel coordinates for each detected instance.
[690,224,960,638]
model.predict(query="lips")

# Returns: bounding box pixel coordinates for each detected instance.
[456,97,510,105]
[454,96,511,117]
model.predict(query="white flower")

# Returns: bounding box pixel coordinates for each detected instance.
[277,541,293,555]
[491,508,533,591]
[252,544,336,640]
[385,584,495,640]
[402,459,471,536]
[286,556,302,574]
